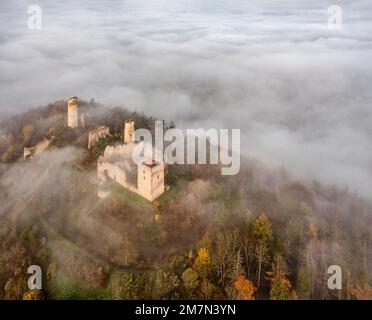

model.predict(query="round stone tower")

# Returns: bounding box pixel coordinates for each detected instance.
[124,119,135,144]
[67,96,78,128]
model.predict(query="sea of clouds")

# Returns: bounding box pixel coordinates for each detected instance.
[1,0,372,196]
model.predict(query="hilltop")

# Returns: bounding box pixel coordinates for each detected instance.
[0,100,371,300]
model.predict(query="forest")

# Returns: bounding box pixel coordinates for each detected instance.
[0,100,371,300]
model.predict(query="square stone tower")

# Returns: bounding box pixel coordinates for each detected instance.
[67,96,79,128]
[137,159,165,201]
[124,119,135,144]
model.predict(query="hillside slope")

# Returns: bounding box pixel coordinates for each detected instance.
[0,100,371,300]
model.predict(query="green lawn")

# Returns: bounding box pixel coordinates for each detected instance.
[157,186,179,205]
[39,215,114,299]
[111,182,154,210]
[48,276,113,300]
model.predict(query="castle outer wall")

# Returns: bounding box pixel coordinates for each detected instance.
[97,144,166,202]
[88,126,110,149]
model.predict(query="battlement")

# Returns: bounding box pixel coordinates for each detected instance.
[68,96,78,104]
[143,159,158,168]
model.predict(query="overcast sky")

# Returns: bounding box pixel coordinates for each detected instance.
[1,0,372,196]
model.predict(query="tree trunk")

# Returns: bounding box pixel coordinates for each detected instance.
[257,243,263,299]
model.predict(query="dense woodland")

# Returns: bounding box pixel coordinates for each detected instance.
[0,100,371,300]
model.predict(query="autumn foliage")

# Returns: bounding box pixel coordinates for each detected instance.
[234,275,255,300]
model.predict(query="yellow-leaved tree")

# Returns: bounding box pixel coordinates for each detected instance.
[234,275,255,300]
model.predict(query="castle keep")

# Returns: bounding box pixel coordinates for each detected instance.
[67,96,79,128]
[97,120,166,202]
[124,119,135,144]
[137,159,165,201]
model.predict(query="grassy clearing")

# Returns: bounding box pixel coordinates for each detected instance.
[157,186,179,205]
[48,276,112,300]
[39,215,113,299]
[108,268,125,300]
[39,215,93,260]
[111,182,154,210]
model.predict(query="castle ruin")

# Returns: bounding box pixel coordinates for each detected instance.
[97,121,166,202]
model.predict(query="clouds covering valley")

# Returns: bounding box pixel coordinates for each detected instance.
[1,0,372,196]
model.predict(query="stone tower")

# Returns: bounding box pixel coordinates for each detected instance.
[67,96,78,128]
[137,159,165,201]
[124,119,135,144]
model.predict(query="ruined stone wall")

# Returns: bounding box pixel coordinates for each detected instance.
[97,122,166,202]
[23,138,51,160]
[97,157,138,199]
[88,126,110,149]
[98,157,165,202]
[23,148,32,159]
[36,139,50,153]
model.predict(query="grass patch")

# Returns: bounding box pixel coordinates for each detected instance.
[111,182,154,210]
[48,276,112,300]
[39,215,115,300]
[96,137,110,150]
[39,215,94,260]
[156,186,179,205]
